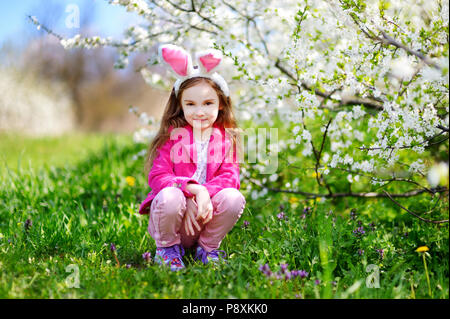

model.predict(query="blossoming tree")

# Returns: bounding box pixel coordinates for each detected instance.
[30,0,449,222]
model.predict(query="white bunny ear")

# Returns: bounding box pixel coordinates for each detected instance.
[158,44,194,77]
[195,49,223,74]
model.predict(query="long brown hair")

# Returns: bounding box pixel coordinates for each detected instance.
[144,77,242,176]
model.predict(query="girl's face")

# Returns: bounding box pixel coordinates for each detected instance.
[180,81,222,133]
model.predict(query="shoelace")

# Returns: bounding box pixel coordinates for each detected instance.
[197,248,226,264]
[162,244,185,262]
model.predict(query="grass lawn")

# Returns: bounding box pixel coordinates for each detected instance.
[0,132,131,174]
[0,133,448,298]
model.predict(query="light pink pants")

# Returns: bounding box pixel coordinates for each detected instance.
[148,187,246,252]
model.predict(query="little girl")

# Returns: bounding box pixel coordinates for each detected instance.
[138,44,246,271]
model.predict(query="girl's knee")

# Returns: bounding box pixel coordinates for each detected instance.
[221,188,245,203]
[153,186,186,217]
[214,188,246,217]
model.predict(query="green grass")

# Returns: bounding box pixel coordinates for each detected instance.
[0,132,131,174]
[0,133,448,298]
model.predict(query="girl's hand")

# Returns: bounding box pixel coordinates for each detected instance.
[195,189,213,224]
[183,197,201,236]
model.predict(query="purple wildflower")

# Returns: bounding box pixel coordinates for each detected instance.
[357,220,362,226]
[301,214,306,219]
[369,222,375,231]
[331,281,337,286]
[291,270,309,279]
[303,206,311,214]
[126,264,131,269]
[352,226,365,236]
[259,263,272,277]
[242,220,250,229]
[261,263,310,282]
[315,279,321,285]
[298,270,309,278]
[284,272,292,281]
[350,209,357,220]
[277,211,288,220]
[142,252,152,262]
[259,263,269,272]
[358,249,364,256]
[110,243,116,252]
[295,293,302,299]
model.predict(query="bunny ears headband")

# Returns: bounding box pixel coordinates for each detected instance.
[158,44,229,97]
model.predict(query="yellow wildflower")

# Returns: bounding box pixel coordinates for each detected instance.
[125,176,136,187]
[289,197,299,204]
[415,246,429,253]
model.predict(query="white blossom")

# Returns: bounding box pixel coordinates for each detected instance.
[409,160,425,173]
[32,0,449,193]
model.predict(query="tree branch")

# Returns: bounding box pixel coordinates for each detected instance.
[358,129,448,151]
[27,14,182,49]
[382,190,449,224]
[274,58,384,111]
[247,176,448,199]
[379,31,442,70]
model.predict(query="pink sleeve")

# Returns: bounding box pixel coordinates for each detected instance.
[148,138,199,198]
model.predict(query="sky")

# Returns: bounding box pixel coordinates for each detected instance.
[0,0,146,48]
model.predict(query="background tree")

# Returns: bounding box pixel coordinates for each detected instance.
[29,0,449,222]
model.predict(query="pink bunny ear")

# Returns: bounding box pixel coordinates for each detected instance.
[158,44,192,77]
[195,49,223,73]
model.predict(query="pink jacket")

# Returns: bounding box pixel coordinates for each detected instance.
[138,122,241,215]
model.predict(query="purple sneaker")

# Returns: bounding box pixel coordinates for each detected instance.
[195,245,227,265]
[154,244,185,271]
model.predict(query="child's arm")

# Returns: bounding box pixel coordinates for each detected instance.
[148,138,199,198]
[186,183,213,224]
[185,182,207,195]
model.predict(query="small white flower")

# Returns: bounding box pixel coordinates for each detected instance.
[409,159,425,173]
[343,154,353,165]
[302,129,312,141]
